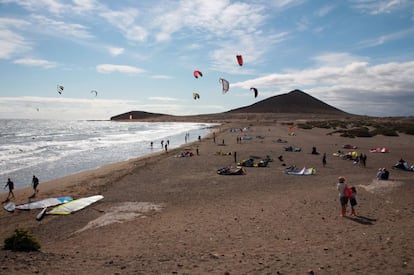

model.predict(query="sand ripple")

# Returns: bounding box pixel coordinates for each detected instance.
[77,202,165,233]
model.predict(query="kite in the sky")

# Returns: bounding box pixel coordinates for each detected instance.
[57,85,64,95]
[236,55,243,66]
[250,87,258,98]
[219,78,229,94]
[193,92,200,100]
[91,90,98,97]
[193,70,203,79]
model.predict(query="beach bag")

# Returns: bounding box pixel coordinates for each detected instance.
[345,186,353,199]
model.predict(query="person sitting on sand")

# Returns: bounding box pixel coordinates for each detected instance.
[377,168,390,180]
[311,146,319,155]
[381,168,389,180]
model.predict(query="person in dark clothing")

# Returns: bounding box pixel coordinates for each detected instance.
[4,178,15,200]
[32,175,40,194]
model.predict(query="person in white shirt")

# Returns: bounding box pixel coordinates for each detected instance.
[337,176,348,217]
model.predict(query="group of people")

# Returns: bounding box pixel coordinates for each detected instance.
[337,176,358,217]
[3,175,39,201]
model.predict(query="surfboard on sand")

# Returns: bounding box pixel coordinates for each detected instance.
[3,201,16,212]
[46,195,104,215]
[16,196,73,210]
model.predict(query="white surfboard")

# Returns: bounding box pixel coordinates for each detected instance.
[46,195,103,215]
[16,196,73,210]
[3,201,16,212]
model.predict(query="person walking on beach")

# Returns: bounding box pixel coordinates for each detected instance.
[32,175,39,195]
[349,186,357,216]
[322,153,327,167]
[360,153,366,167]
[4,178,15,200]
[337,176,348,217]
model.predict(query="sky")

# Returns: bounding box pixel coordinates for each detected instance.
[0,0,413,120]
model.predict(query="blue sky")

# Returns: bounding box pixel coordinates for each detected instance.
[0,0,413,120]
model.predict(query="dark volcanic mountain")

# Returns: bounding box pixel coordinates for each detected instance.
[226,89,348,115]
[111,90,349,120]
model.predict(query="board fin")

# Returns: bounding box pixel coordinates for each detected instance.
[36,207,47,221]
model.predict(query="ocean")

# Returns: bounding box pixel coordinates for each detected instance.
[0,119,216,191]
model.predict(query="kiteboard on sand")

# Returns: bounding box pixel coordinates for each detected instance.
[46,195,104,215]
[16,196,73,210]
[3,201,16,212]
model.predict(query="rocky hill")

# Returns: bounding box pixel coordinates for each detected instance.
[226,89,347,115]
[111,90,349,121]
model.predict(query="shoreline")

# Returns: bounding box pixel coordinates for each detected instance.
[1,121,220,193]
[1,118,413,274]
[1,123,224,200]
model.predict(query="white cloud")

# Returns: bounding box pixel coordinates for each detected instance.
[350,0,412,15]
[99,9,148,43]
[31,15,93,39]
[148,97,178,101]
[0,96,225,119]
[312,52,368,67]
[0,96,139,120]
[0,18,31,59]
[269,0,306,9]
[0,29,30,59]
[358,27,414,48]
[315,4,335,17]
[151,75,173,79]
[96,64,146,74]
[231,55,414,116]
[107,47,124,56]
[1,0,99,15]
[13,58,57,68]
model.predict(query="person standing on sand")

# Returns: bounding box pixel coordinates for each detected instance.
[349,186,357,216]
[32,175,39,195]
[4,178,15,200]
[322,153,327,167]
[337,176,348,217]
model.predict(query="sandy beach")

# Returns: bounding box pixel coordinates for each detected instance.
[1,117,414,274]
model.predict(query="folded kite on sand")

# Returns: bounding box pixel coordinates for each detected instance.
[217,167,246,175]
[286,167,316,175]
[237,158,269,167]
[369,147,389,153]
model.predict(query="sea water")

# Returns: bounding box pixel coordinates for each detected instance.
[0,119,216,191]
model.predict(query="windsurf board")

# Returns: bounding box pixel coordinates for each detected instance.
[16,196,73,210]
[47,195,103,215]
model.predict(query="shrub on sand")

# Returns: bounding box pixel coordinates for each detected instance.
[4,228,41,251]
